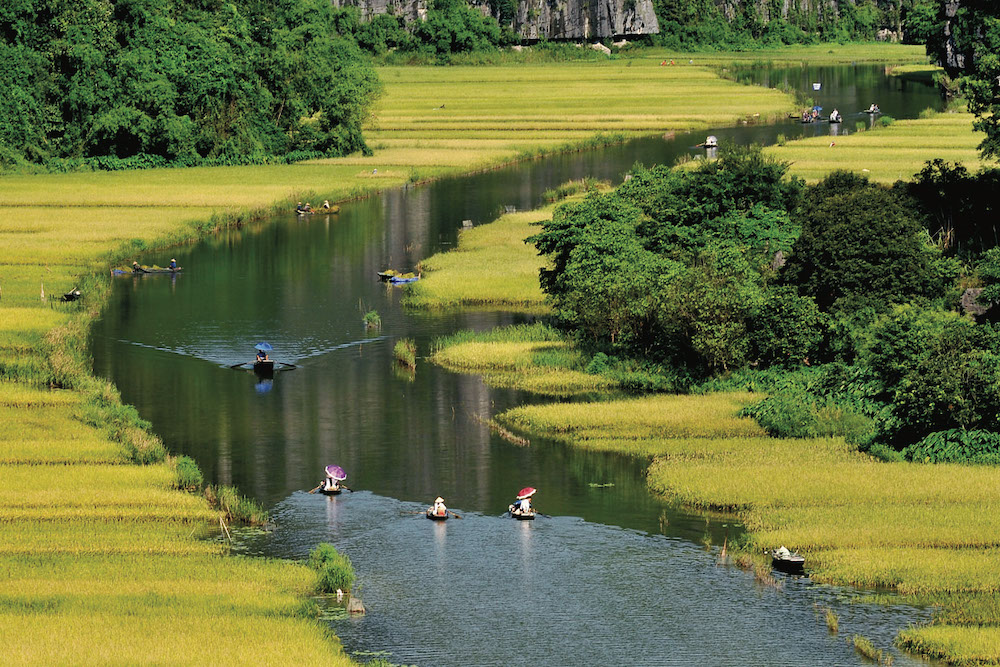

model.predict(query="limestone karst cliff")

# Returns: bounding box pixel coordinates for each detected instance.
[330,0,660,40]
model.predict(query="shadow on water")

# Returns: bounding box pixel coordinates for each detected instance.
[91,65,945,665]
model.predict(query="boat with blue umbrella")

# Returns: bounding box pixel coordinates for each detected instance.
[254,342,274,376]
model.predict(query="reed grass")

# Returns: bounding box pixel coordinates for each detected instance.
[825,607,839,634]
[393,338,417,369]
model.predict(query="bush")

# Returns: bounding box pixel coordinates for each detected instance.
[902,429,1000,465]
[308,543,356,593]
[173,456,203,491]
[743,388,875,442]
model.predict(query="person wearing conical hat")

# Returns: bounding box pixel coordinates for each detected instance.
[168,258,178,271]
[430,496,447,517]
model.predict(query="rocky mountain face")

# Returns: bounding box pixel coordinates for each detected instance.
[330,0,660,40]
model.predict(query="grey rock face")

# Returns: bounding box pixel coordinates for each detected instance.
[331,0,659,39]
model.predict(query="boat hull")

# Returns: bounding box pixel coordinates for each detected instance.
[320,487,342,496]
[426,511,448,520]
[254,360,275,377]
[771,553,806,574]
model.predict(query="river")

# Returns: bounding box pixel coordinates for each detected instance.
[91,64,943,666]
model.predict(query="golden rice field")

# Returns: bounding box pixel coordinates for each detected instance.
[767,112,987,183]
[492,392,1000,663]
[364,62,796,168]
[405,208,552,312]
[0,42,964,664]
[432,340,615,395]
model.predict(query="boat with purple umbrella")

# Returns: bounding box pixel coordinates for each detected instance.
[319,465,348,496]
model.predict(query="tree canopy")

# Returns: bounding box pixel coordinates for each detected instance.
[0,0,380,168]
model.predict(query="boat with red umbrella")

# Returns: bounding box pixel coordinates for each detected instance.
[509,487,537,520]
[319,465,348,496]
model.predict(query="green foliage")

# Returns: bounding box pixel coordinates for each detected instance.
[907,160,1000,256]
[173,455,203,491]
[746,286,829,366]
[743,389,875,442]
[860,306,1000,444]
[530,146,803,373]
[782,171,958,313]
[308,543,356,593]
[412,0,506,57]
[978,247,1000,306]
[0,0,380,169]
[650,0,907,49]
[902,429,1000,465]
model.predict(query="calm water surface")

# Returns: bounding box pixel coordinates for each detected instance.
[92,65,943,666]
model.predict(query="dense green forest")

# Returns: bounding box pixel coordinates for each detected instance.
[530,148,1000,463]
[0,0,380,169]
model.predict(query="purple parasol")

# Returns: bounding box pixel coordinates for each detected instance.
[325,465,347,481]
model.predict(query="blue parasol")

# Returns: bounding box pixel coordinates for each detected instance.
[254,342,273,352]
[812,105,823,111]
[325,465,347,481]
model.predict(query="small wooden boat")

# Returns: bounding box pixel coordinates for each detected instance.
[320,485,343,496]
[508,504,536,520]
[425,510,449,521]
[112,266,182,276]
[390,275,420,285]
[771,546,805,574]
[254,359,275,377]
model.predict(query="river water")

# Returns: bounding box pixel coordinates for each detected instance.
[91,65,943,666]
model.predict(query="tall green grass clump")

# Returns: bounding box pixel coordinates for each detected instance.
[173,456,204,491]
[852,635,890,664]
[204,485,268,525]
[393,338,416,369]
[363,310,381,330]
[308,543,355,593]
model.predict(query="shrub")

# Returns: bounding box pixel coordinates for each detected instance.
[743,389,874,442]
[902,429,1000,465]
[308,543,356,593]
[173,455,204,491]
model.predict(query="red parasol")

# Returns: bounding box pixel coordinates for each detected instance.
[516,487,536,500]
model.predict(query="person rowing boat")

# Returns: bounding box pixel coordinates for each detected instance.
[426,496,448,520]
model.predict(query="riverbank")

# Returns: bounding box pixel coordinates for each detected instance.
[413,108,999,662]
[0,49,813,662]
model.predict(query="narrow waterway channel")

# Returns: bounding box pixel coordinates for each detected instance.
[91,65,944,665]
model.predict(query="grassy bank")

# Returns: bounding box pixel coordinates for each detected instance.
[494,394,1000,664]
[0,49,812,661]
[403,207,553,313]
